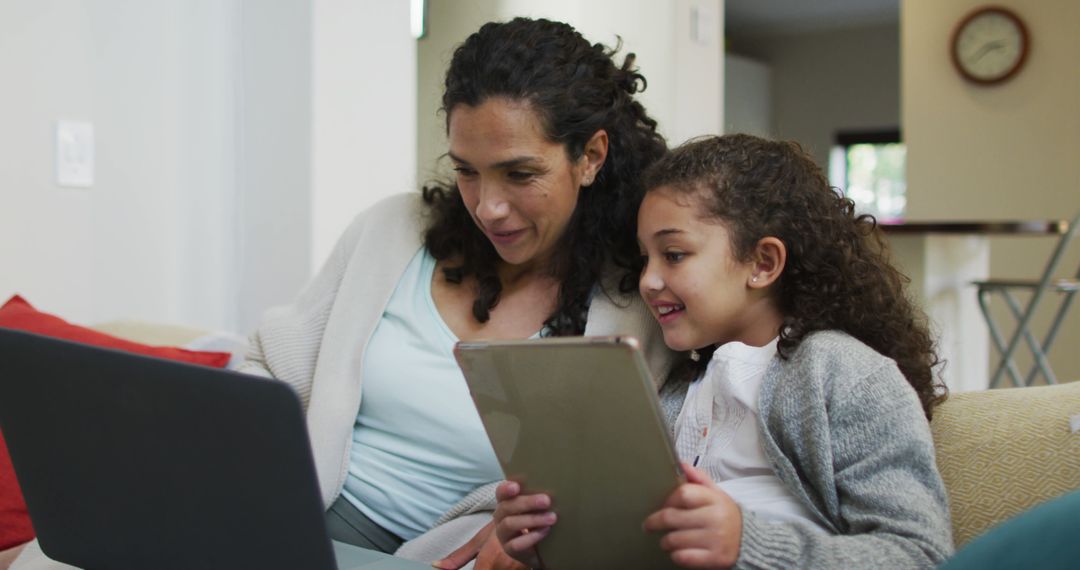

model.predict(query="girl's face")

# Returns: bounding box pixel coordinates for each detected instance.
[448,98,595,270]
[637,187,760,352]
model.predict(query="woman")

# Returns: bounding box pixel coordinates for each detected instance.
[238,17,671,568]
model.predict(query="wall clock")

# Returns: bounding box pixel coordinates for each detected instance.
[951,6,1029,85]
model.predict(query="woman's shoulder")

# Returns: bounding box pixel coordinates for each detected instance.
[336,192,428,245]
[356,192,427,224]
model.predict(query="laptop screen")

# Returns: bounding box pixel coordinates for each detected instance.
[0,329,336,570]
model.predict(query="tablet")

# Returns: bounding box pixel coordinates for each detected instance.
[455,336,682,570]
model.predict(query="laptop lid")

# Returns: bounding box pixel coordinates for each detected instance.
[454,336,683,570]
[0,328,337,570]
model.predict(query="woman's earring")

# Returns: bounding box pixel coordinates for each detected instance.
[689,349,700,362]
[751,276,759,283]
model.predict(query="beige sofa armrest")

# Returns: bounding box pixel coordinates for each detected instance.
[931,381,1080,546]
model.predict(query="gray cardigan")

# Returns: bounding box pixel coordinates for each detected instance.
[401,331,953,569]
[658,331,954,569]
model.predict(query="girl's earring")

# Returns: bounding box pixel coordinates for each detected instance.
[689,349,700,362]
[751,276,759,283]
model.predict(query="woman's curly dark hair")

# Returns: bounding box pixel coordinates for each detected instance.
[422,17,667,336]
[644,134,947,418]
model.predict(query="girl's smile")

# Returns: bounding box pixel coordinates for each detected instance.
[637,186,783,351]
[652,302,686,324]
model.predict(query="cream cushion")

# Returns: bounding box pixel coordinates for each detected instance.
[931,381,1080,546]
[91,319,209,347]
[92,320,248,369]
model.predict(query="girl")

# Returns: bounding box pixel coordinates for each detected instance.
[492,134,954,569]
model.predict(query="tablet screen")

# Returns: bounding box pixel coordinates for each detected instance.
[456,336,683,569]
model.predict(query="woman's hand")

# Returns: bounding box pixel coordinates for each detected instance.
[492,480,557,568]
[642,463,743,570]
[433,519,529,570]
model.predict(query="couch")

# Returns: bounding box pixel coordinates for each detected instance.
[2,323,1078,568]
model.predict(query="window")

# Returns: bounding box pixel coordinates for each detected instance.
[828,130,906,222]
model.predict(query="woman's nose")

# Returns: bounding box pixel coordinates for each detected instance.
[475,183,510,224]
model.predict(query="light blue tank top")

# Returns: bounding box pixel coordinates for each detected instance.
[342,248,504,539]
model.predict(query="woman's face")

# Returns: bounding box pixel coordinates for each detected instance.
[448,98,599,270]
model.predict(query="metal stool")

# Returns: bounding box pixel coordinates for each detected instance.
[974,211,1079,387]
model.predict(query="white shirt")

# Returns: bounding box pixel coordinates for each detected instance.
[674,338,827,531]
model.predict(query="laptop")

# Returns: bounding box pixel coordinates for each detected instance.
[455,336,683,570]
[0,328,428,570]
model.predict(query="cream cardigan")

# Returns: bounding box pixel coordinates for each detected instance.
[238,192,675,510]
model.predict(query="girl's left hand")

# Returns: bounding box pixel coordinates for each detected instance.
[642,463,743,570]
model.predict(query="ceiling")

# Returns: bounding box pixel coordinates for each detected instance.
[726,0,899,37]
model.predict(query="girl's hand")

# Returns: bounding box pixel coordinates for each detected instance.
[492,480,558,567]
[643,463,743,570]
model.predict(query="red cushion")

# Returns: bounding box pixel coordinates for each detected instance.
[0,296,231,367]
[0,432,29,552]
[0,294,232,550]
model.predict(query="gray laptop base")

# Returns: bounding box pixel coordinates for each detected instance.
[7,539,405,570]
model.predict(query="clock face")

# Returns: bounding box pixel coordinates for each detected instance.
[952,8,1029,84]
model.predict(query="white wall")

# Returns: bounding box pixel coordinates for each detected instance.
[311,0,417,276]
[733,24,900,168]
[903,0,1080,383]
[236,0,313,333]
[724,53,772,137]
[0,0,417,335]
[0,0,240,330]
[416,0,500,186]
[241,0,416,332]
[670,0,724,145]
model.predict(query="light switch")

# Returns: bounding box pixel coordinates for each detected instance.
[691,5,717,45]
[56,120,94,188]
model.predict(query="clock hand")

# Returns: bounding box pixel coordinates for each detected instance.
[969,40,1005,63]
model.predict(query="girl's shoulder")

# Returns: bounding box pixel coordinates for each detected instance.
[763,331,927,438]
[770,330,910,400]
[791,330,890,365]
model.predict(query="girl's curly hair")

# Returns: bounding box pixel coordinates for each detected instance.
[422,17,667,336]
[644,134,947,418]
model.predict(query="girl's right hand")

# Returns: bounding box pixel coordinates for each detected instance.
[493,480,558,567]
[643,463,742,570]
